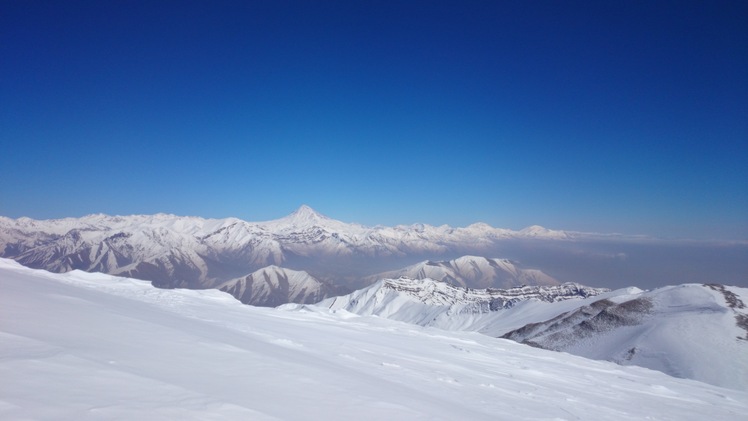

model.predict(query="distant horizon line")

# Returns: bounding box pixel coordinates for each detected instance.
[3,205,746,244]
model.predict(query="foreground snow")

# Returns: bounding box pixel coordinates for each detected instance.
[1,259,746,420]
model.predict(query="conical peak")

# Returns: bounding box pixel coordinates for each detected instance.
[286,205,328,225]
[293,204,318,217]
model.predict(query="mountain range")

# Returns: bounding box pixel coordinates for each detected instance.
[364,255,560,289]
[3,207,747,391]
[0,206,576,305]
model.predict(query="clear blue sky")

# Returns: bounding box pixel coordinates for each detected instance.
[2,1,746,239]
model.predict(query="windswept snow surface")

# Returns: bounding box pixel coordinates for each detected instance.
[1,259,746,420]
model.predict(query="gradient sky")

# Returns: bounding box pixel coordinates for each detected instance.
[2,1,747,239]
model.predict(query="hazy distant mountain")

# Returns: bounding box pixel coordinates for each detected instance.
[0,206,583,304]
[7,205,743,307]
[216,265,336,307]
[365,255,559,289]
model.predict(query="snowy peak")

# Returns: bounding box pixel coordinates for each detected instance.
[286,204,328,225]
[519,225,570,239]
[216,265,335,307]
[367,255,560,289]
[253,205,368,244]
[264,205,333,229]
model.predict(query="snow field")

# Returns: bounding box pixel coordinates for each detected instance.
[1,259,746,420]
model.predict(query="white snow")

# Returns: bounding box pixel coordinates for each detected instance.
[315,277,748,391]
[554,284,748,390]
[365,255,560,289]
[215,265,330,306]
[0,206,578,290]
[1,258,746,420]
[316,277,607,334]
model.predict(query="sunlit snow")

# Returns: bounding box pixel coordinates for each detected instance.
[1,259,746,420]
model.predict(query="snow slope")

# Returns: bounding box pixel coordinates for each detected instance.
[1,259,746,420]
[365,255,559,289]
[314,277,748,390]
[500,283,748,391]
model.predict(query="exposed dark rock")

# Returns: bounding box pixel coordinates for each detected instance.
[501,297,653,349]
[704,283,748,341]
[705,283,745,309]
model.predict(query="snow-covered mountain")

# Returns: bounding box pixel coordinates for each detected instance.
[365,255,559,289]
[0,206,582,304]
[216,265,336,306]
[311,276,748,390]
[2,259,746,419]
[518,224,572,239]
[500,283,748,390]
[0,213,225,289]
[313,277,607,331]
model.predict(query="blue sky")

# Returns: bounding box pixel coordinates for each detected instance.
[2,1,746,239]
